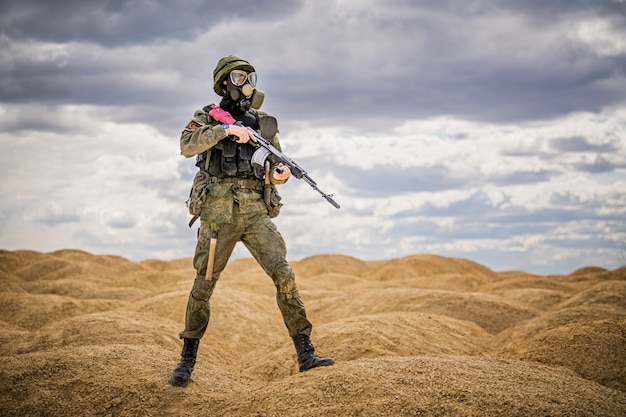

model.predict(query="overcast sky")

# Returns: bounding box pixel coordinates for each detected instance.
[1,0,625,274]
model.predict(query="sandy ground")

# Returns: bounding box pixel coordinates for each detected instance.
[1,249,625,416]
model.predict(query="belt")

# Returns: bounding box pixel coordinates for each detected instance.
[209,176,264,191]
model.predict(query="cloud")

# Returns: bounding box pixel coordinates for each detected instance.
[0,104,192,259]
[550,136,619,152]
[1,104,624,273]
[0,1,625,274]
[271,108,626,271]
[339,165,467,196]
[2,0,626,129]
[0,0,304,46]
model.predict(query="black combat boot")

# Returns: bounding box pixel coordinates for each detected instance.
[169,338,199,387]
[292,334,334,372]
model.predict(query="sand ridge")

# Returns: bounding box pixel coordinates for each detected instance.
[0,248,625,416]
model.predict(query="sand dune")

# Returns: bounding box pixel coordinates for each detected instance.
[1,249,625,416]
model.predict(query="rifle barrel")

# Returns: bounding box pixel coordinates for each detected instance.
[247,127,340,209]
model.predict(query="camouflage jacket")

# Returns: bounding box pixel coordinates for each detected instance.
[180,106,287,216]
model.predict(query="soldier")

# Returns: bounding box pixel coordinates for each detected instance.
[169,55,334,387]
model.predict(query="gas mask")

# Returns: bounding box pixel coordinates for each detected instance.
[225,70,264,111]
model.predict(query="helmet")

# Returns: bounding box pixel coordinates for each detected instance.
[213,55,255,96]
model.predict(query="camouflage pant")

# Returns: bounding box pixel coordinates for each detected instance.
[179,203,312,340]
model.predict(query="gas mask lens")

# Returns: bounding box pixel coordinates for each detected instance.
[229,70,257,87]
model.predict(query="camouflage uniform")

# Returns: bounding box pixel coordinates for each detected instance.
[170,56,332,387]
[178,108,313,340]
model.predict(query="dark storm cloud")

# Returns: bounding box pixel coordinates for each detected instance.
[0,0,303,46]
[1,0,625,130]
[549,190,626,213]
[550,136,619,152]
[410,191,504,219]
[107,217,136,229]
[548,137,625,173]
[573,157,625,173]
[337,164,563,198]
[492,169,560,186]
[34,211,81,225]
[389,217,553,242]
[268,0,626,125]
[337,165,468,197]
[498,0,626,19]
[393,0,626,18]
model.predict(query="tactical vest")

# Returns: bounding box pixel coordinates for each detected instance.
[195,107,263,179]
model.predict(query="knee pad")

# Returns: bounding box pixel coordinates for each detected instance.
[272,263,297,296]
[191,275,215,302]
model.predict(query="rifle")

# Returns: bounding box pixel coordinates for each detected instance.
[246,127,341,209]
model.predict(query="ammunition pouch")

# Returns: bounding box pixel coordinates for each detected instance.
[262,159,282,218]
[265,185,283,218]
[200,182,234,230]
[187,170,211,217]
[201,141,260,179]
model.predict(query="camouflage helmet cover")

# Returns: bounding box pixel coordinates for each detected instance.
[213,55,255,96]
